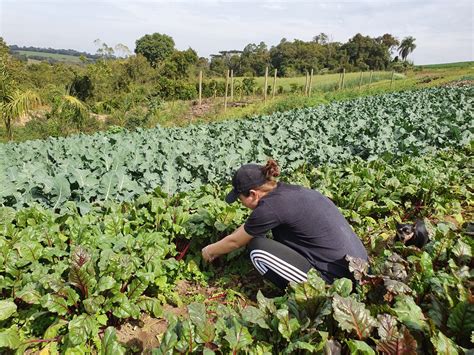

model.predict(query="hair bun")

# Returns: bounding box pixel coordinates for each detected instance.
[263,159,280,179]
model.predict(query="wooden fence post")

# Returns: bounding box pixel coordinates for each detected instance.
[198,70,202,106]
[338,71,342,90]
[272,69,277,98]
[230,69,234,101]
[358,71,363,90]
[224,70,229,112]
[341,68,346,89]
[369,70,373,86]
[309,69,314,96]
[305,71,310,96]
[264,66,269,103]
[390,70,395,89]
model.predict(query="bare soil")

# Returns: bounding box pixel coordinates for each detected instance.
[114,265,282,354]
[115,279,226,354]
[442,79,474,88]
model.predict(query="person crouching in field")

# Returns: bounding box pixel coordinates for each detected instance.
[201,159,369,289]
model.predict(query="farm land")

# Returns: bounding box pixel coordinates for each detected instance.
[0,59,473,353]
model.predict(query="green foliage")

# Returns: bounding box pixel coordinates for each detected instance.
[398,36,417,61]
[0,80,472,352]
[1,87,472,211]
[0,147,472,352]
[69,74,93,101]
[0,60,42,140]
[135,33,175,68]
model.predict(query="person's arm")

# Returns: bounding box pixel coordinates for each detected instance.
[202,224,252,262]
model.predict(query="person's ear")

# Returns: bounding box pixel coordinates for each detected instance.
[249,189,258,199]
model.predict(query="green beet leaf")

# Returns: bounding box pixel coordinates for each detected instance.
[241,305,269,329]
[44,319,68,339]
[16,287,41,304]
[101,327,125,355]
[284,341,316,353]
[126,278,149,301]
[0,300,17,321]
[83,295,106,315]
[188,302,216,343]
[67,314,100,346]
[329,277,353,297]
[452,239,472,263]
[96,276,116,293]
[447,301,474,345]
[256,290,277,315]
[153,330,178,355]
[41,293,70,316]
[431,331,459,355]
[224,318,253,352]
[276,308,301,341]
[0,326,21,349]
[332,294,377,340]
[346,339,375,355]
[392,295,428,332]
[137,296,163,318]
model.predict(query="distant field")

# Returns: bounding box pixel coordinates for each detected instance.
[417,61,474,69]
[251,71,402,91]
[13,50,86,63]
[208,71,402,93]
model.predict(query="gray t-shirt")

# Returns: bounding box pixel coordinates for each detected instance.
[244,182,368,281]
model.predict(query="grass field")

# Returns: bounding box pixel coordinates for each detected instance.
[205,71,403,94]
[13,50,87,64]
[417,61,474,69]
[249,71,402,91]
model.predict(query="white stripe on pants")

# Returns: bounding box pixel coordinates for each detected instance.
[250,249,308,283]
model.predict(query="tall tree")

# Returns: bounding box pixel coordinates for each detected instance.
[377,34,399,56]
[398,36,417,61]
[94,39,115,59]
[313,33,329,45]
[135,33,175,68]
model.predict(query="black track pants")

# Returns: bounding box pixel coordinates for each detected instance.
[248,237,315,289]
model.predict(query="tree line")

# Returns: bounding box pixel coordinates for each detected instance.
[208,33,416,77]
[134,32,416,78]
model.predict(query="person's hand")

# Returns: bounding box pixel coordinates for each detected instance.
[202,245,216,262]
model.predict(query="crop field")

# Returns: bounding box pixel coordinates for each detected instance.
[419,61,474,69]
[1,86,472,212]
[0,86,473,353]
[251,71,402,91]
[208,71,401,94]
[12,50,84,64]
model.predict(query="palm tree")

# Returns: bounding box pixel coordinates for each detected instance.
[398,36,417,61]
[0,63,41,140]
[49,88,89,130]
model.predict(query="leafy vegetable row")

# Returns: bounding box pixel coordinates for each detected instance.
[156,229,473,355]
[0,148,471,353]
[1,86,472,212]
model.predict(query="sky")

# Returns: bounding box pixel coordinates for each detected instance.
[1,0,473,65]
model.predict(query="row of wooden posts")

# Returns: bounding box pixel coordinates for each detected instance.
[197,68,396,111]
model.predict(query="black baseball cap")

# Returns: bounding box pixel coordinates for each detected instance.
[225,164,267,203]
